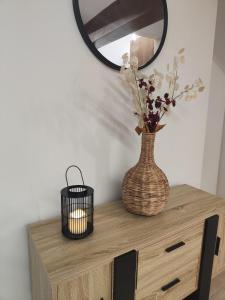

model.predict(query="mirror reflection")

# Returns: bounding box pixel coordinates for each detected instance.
[79,0,167,68]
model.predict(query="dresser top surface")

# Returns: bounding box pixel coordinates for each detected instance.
[28,185,225,284]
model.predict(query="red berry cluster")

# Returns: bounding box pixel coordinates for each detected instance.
[138,79,176,133]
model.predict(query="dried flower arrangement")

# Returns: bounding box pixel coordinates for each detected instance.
[120,49,205,134]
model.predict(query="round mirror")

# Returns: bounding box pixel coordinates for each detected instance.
[73,0,168,70]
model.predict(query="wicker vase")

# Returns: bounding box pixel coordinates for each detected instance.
[122,132,169,216]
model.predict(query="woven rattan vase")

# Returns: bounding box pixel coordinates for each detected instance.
[122,132,169,216]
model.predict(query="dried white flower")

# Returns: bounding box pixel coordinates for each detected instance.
[153,69,164,90]
[120,48,205,134]
[122,53,129,66]
[130,56,139,71]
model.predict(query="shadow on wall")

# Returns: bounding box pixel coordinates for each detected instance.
[217,111,225,197]
[214,0,225,196]
[214,56,225,75]
[74,78,138,152]
[65,72,140,201]
[214,0,225,74]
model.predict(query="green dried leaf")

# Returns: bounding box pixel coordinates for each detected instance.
[199,86,205,92]
[178,48,185,54]
[173,57,178,71]
[179,56,185,64]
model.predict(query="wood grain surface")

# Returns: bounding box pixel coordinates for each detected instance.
[28,184,225,300]
[28,185,225,285]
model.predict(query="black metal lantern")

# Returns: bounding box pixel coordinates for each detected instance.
[61,165,94,240]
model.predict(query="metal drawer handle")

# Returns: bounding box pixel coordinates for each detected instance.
[161,278,181,291]
[165,241,185,253]
[215,236,221,256]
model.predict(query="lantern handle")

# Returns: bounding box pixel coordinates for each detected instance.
[65,165,85,187]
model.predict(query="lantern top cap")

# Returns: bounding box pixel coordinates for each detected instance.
[61,185,94,198]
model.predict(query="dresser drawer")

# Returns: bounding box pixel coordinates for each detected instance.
[136,222,204,299]
[136,260,199,300]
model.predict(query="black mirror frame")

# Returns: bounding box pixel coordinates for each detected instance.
[73,0,168,71]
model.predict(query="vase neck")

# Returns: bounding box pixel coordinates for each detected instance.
[139,133,155,164]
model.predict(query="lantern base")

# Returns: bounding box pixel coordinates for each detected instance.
[62,222,93,240]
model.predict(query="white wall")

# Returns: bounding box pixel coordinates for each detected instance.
[216,0,225,197]
[218,113,225,196]
[201,0,225,194]
[0,0,218,299]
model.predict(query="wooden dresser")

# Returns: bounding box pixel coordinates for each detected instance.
[28,185,225,300]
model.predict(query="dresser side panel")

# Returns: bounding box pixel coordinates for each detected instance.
[28,232,56,300]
